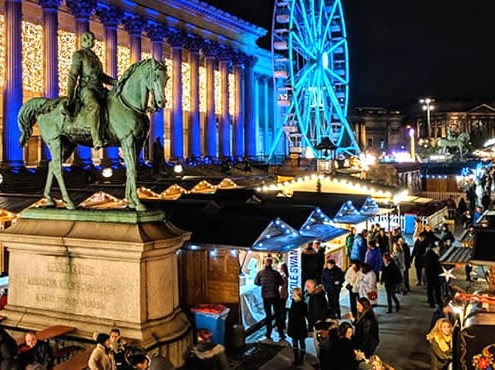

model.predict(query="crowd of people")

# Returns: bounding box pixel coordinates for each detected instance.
[253,214,465,369]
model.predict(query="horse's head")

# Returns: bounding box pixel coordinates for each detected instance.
[146,58,168,113]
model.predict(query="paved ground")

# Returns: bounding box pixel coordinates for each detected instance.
[248,223,486,369]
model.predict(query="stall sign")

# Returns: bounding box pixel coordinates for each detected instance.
[288,248,301,292]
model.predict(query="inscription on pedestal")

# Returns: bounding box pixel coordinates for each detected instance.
[9,256,139,321]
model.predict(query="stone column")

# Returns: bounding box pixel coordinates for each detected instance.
[1,0,24,169]
[232,53,245,159]
[201,43,218,159]
[185,37,202,159]
[244,56,257,159]
[260,75,270,157]
[146,24,167,163]
[217,49,232,159]
[66,0,97,167]
[123,15,146,64]
[38,0,62,167]
[96,5,123,168]
[167,31,187,161]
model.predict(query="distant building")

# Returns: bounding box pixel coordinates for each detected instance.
[349,101,495,152]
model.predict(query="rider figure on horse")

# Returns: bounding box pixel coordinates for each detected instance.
[67,31,117,149]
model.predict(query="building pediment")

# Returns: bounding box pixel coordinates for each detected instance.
[468,103,495,114]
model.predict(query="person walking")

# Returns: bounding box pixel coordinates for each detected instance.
[390,242,406,294]
[348,297,379,358]
[345,260,361,318]
[412,232,429,286]
[426,318,453,370]
[254,257,285,341]
[321,259,344,319]
[305,279,328,332]
[287,287,309,366]
[398,237,411,293]
[423,244,443,308]
[351,229,368,263]
[278,262,289,327]
[365,241,382,277]
[380,253,402,313]
[357,263,378,306]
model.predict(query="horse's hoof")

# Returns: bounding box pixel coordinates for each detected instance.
[65,202,76,210]
[44,197,56,207]
[135,204,147,212]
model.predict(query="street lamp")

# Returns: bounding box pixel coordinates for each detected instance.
[419,98,435,138]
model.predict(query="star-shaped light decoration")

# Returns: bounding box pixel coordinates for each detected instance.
[439,266,456,283]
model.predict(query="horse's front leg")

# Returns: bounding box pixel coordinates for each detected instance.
[120,137,146,211]
[46,140,76,210]
[43,162,56,207]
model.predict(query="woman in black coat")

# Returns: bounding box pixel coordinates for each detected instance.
[288,287,308,366]
[349,297,379,358]
[335,322,360,370]
[0,327,17,370]
[380,253,402,313]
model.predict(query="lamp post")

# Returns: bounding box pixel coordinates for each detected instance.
[419,98,435,138]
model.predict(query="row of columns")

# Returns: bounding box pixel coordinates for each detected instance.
[1,0,263,170]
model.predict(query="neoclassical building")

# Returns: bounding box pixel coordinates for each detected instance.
[0,0,280,169]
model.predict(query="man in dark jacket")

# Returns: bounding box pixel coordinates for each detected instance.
[0,326,17,370]
[321,259,344,319]
[16,331,54,370]
[412,232,429,286]
[398,237,411,293]
[423,245,443,308]
[305,279,328,331]
[254,257,284,341]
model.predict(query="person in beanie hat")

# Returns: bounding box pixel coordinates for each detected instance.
[88,332,115,370]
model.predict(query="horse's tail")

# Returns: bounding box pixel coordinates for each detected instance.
[18,98,48,147]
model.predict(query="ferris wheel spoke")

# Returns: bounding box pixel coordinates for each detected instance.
[320,3,337,44]
[325,38,346,58]
[291,32,316,60]
[326,69,347,85]
[321,71,346,121]
[293,2,315,46]
[292,63,317,91]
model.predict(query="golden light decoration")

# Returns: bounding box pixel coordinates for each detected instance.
[117,45,130,78]
[0,15,5,87]
[214,70,221,114]
[142,51,152,60]
[229,73,235,116]
[58,30,76,96]
[93,39,105,67]
[22,21,43,93]
[164,57,173,110]
[182,61,190,111]
[199,66,206,113]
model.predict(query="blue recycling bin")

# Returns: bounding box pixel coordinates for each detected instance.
[191,304,230,345]
[404,213,416,235]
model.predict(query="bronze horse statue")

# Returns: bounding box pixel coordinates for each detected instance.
[436,132,470,159]
[18,58,168,211]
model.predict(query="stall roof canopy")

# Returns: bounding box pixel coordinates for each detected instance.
[170,201,347,251]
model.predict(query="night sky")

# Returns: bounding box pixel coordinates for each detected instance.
[203,0,495,108]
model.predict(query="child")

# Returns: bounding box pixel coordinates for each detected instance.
[287,287,308,366]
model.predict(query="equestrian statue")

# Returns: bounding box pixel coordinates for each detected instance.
[435,128,470,159]
[18,31,168,211]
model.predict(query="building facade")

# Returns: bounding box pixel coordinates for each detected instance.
[0,0,282,169]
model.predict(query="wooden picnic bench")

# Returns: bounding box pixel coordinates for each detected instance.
[16,325,76,345]
[53,347,93,370]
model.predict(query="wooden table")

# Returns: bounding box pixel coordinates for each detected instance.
[53,347,93,370]
[16,325,76,345]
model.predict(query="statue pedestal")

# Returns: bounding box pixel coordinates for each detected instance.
[0,208,191,366]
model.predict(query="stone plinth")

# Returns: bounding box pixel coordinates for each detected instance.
[0,208,191,366]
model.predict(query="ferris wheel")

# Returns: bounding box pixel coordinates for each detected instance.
[269,0,361,159]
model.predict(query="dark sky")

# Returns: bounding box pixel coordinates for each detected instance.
[203,0,495,108]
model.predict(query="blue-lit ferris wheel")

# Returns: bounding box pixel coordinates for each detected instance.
[269,0,361,159]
